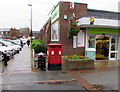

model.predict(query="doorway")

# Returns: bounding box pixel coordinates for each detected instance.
[96,35,109,60]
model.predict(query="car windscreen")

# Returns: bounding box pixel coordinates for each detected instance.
[3,42,13,46]
[3,40,19,45]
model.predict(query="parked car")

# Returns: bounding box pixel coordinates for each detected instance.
[0,40,21,54]
[0,51,8,66]
[11,39,24,47]
[2,39,23,50]
[0,42,14,62]
[0,51,4,61]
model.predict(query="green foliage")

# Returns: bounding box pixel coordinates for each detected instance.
[68,19,80,38]
[34,45,47,54]
[71,54,82,60]
[31,40,47,54]
[31,40,44,49]
[64,54,89,60]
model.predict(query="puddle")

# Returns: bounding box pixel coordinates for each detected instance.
[47,81,63,85]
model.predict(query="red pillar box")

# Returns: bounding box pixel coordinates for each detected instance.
[48,44,62,70]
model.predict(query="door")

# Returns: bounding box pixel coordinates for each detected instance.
[109,36,118,60]
[96,35,109,60]
[85,35,96,60]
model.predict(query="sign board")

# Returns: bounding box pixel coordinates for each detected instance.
[70,1,74,10]
[90,17,94,25]
[73,36,77,48]
[77,30,85,48]
[51,21,59,41]
[51,5,59,24]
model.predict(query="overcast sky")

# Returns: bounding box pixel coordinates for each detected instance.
[0,0,119,31]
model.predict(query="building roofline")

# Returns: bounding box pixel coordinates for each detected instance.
[59,1,87,5]
[88,9,120,14]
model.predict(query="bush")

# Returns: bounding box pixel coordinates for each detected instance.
[31,40,44,49]
[31,40,47,54]
[34,45,47,54]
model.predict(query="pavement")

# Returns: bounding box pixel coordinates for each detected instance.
[1,45,86,91]
[0,44,119,92]
[0,61,6,73]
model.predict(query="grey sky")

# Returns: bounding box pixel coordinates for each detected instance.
[0,0,119,31]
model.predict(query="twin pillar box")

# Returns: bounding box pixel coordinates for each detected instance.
[48,44,62,70]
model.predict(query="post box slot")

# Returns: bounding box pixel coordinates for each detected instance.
[51,47,55,48]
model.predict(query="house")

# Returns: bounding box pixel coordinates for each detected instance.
[0,28,10,36]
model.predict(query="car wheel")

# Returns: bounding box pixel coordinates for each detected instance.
[0,52,5,61]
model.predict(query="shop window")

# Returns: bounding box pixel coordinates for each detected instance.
[111,37,118,51]
[88,35,95,48]
[110,53,117,59]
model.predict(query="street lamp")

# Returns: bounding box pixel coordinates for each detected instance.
[28,4,33,41]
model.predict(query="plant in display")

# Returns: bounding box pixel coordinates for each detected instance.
[63,54,95,70]
[68,18,80,38]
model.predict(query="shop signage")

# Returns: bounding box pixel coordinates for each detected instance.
[51,5,59,24]
[77,30,85,48]
[73,36,77,48]
[90,17,94,25]
[70,1,74,10]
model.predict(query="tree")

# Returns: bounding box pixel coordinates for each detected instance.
[9,28,21,38]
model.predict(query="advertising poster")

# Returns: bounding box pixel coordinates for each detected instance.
[77,30,85,48]
[51,21,59,41]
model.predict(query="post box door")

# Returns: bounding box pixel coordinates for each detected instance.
[54,47,62,63]
[49,47,62,64]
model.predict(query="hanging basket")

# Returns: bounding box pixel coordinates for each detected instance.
[68,19,80,38]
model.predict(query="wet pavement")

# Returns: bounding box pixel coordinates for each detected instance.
[3,45,31,73]
[1,45,86,91]
[0,44,119,91]
[80,67,119,91]
[0,61,6,73]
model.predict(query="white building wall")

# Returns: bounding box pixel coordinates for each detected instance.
[118,35,120,60]
[78,17,119,27]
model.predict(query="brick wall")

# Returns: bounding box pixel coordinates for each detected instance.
[59,2,87,55]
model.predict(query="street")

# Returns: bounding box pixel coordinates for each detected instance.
[1,45,86,91]
[0,44,119,92]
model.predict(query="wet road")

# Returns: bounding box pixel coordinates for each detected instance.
[1,45,85,91]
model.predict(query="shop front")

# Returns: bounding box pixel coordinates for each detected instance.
[85,27,119,60]
[78,16,119,60]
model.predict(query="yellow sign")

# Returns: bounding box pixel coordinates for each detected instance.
[90,17,94,25]
[90,17,94,22]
